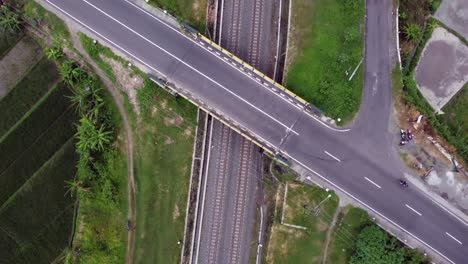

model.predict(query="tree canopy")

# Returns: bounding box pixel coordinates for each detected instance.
[350,225,427,264]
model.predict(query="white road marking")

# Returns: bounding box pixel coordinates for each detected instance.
[122,0,350,134]
[445,232,463,245]
[78,0,298,135]
[405,204,422,216]
[283,154,455,264]
[364,177,381,189]
[324,151,341,162]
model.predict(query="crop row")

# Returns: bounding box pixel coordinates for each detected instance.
[0,105,77,205]
[0,82,72,172]
[0,57,59,136]
[0,140,77,263]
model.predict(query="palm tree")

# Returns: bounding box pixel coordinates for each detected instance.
[0,5,21,33]
[68,86,91,114]
[65,179,90,198]
[71,66,87,83]
[404,24,423,42]
[45,46,63,59]
[60,60,75,86]
[75,116,113,153]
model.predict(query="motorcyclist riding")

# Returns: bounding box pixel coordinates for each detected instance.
[399,180,408,187]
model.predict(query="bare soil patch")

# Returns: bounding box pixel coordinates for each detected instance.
[164,115,184,127]
[415,27,468,110]
[0,36,42,99]
[100,55,144,114]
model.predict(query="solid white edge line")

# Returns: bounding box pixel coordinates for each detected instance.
[364,177,382,189]
[284,154,455,264]
[445,232,463,245]
[405,204,422,216]
[81,0,299,134]
[123,0,350,134]
[324,150,341,162]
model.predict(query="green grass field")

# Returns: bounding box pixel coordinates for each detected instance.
[148,0,207,31]
[0,139,77,264]
[134,78,197,263]
[266,183,339,263]
[326,206,371,263]
[0,57,59,136]
[285,0,365,122]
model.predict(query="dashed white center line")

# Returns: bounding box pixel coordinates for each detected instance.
[445,232,463,245]
[405,204,422,216]
[324,151,341,162]
[364,177,382,189]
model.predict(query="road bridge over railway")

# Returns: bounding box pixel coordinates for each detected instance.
[42,0,468,263]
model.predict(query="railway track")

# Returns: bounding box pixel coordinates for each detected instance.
[226,0,243,54]
[206,125,232,264]
[195,0,275,263]
[248,0,263,68]
[228,137,254,263]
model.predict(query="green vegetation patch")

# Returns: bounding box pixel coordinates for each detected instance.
[148,0,207,31]
[23,0,70,43]
[267,183,338,263]
[326,207,427,264]
[440,85,468,157]
[73,148,128,263]
[134,78,197,263]
[0,56,59,136]
[350,224,427,264]
[0,139,77,264]
[326,206,371,263]
[79,30,197,262]
[285,0,365,122]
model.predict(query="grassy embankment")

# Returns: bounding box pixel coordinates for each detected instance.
[398,0,468,162]
[326,207,372,263]
[285,0,365,123]
[148,0,207,31]
[0,26,77,263]
[80,33,197,263]
[267,182,339,263]
[264,162,426,263]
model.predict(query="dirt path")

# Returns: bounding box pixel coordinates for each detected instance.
[321,206,342,264]
[69,32,137,264]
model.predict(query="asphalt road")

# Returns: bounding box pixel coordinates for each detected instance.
[45,0,468,262]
